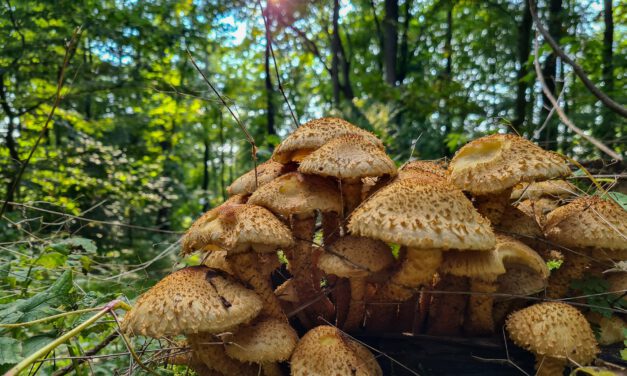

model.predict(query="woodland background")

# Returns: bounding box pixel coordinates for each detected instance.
[0,0,625,374]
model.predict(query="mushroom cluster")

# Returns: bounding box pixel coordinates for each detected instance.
[122,117,626,375]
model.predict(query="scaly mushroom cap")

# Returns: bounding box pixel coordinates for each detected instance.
[122,266,263,337]
[348,178,495,250]
[506,302,599,364]
[272,117,383,163]
[225,318,298,363]
[511,180,577,201]
[248,172,341,218]
[448,134,570,195]
[497,205,543,241]
[544,196,627,252]
[182,204,294,254]
[586,312,626,346]
[398,160,448,181]
[318,236,394,278]
[202,250,234,275]
[290,326,382,376]
[440,234,548,280]
[497,264,547,298]
[298,134,397,180]
[275,279,299,303]
[227,160,286,196]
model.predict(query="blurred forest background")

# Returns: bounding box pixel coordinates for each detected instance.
[0,0,625,374]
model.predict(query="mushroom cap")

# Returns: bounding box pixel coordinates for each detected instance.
[290,326,382,376]
[122,266,263,337]
[225,318,298,363]
[511,180,577,201]
[227,160,286,196]
[448,134,570,195]
[497,264,548,299]
[606,272,626,303]
[497,204,543,241]
[318,236,394,278]
[586,312,626,346]
[544,196,627,252]
[182,204,294,254]
[348,178,495,251]
[506,302,599,364]
[440,234,548,280]
[298,134,397,180]
[275,279,299,303]
[248,172,342,218]
[398,160,448,181]
[272,117,384,164]
[202,250,234,275]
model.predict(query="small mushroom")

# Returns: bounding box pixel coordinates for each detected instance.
[188,333,258,376]
[121,266,263,338]
[506,302,599,376]
[227,160,290,196]
[290,326,382,376]
[586,312,626,346]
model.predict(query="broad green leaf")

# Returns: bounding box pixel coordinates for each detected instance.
[36,251,67,269]
[0,337,22,365]
[21,335,55,359]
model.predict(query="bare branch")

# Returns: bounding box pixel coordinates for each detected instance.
[533,33,623,161]
[528,0,627,118]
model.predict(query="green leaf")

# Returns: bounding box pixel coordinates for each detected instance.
[0,337,22,365]
[621,348,627,361]
[22,335,55,358]
[36,251,67,269]
[607,192,627,211]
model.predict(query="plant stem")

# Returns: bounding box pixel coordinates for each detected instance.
[0,307,101,328]
[4,300,132,376]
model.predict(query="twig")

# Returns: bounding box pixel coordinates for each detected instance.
[186,48,259,188]
[0,27,83,218]
[532,33,623,161]
[0,307,101,328]
[52,332,119,376]
[257,0,299,130]
[528,0,627,118]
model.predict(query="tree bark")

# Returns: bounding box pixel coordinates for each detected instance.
[538,0,563,150]
[445,6,453,77]
[598,0,615,140]
[383,0,399,85]
[331,0,342,106]
[202,135,210,211]
[397,0,412,83]
[512,1,532,132]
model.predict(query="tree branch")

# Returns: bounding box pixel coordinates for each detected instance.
[51,332,119,376]
[533,33,622,161]
[528,0,627,118]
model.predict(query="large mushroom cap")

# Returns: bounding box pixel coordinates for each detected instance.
[447,134,570,195]
[182,203,294,254]
[506,302,599,364]
[227,160,287,196]
[398,160,448,181]
[544,196,627,252]
[298,134,397,180]
[290,325,382,376]
[318,236,394,278]
[122,266,263,337]
[511,179,577,201]
[272,117,383,163]
[348,178,495,250]
[225,318,298,363]
[248,172,342,218]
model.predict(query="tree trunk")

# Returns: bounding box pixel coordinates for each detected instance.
[383,0,399,85]
[202,135,211,211]
[538,0,563,150]
[264,11,276,138]
[397,0,412,83]
[445,6,453,77]
[512,1,532,132]
[331,0,342,106]
[597,0,615,141]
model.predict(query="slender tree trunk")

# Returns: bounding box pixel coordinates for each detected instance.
[368,0,385,71]
[512,0,532,132]
[597,0,615,141]
[383,0,399,85]
[1,75,19,210]
[202,135,211,211]
[331,0,342,106]
[264,12,276,138]
[441,3,453,156]
[539,0,563,150]
[218,112,226,201]
[397,0,412,83]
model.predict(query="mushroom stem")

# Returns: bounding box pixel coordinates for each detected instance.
[228,253,286,320]
[535,355,567,376]
[426,274,469,336]
[386,248,443,292]
[334,278,351,328]
[288,216,334,323]
[321,211,341,245]
[343,277,367,331]
[189,334,257,376]
[546,252,589,299]
[261,362,283,376]
[465,276,498,335]
[474,188,512,225]
[340,178,362,216]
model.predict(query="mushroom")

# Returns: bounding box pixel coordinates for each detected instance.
[182,204,294,320]
[606,271,626,304]
[225,318,298,376]
[440,234,548,335]
[447,134,570,224]
[585,312,626,346]
[397,160,448,181]
[227,160,290,197]
[121,266,262,338]
[188,333,258,376]
[511,180,578,226]
[506,302,599,376]
[317,236,395,331]
[290,326,382,376]
[544,196,627,298]
[249,172,342,324]
[298,133,397,215]
[496,203,546,255]
[272,117,383,164]
[348,177,495,327]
